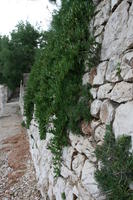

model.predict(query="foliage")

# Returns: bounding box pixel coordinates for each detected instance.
[24,0,100,176]
[0,21,40,90]
[116,62,121,77]
[95,125,133,200]
[61,192,66,200]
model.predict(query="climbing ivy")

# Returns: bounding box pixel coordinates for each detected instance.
[95,125,133,200]
[24,0,100,176]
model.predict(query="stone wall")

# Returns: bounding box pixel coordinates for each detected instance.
[0,85,8,116]
[20,0,133,199]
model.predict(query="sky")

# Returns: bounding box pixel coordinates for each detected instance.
[0,0,60,35]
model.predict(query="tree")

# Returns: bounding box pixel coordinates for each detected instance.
[0,21,40,90]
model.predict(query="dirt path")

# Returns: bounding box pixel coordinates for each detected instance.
[0,101,43,200]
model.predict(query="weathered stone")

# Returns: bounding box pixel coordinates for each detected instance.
[73,184,94,200]
[126,2,133,49]
[83,68,97,85]
[97,83,113,99]
[81,121,92,136]
[72,154,86,177]
[101,1,129,60]
[94,124,106,142]
[60,165,78,183]
[105,56,122,82]
[129,182,133,190]
[82,72,90,85]
[91,120,101,131]
[94,26,104,37]
[110,82,133,103]
[111,0,122,11]
[120,52,133,81]
[93,61,108,85]
[53,178,66,200]
[93,0,101,6]
[113,101,133,149]
[62,147,75,169]
[122,51,133,67]
[91,99,102,117]
[90,88,98,99]
[100,100,115,124]
[81,160,100,199]
[120,64,133,82]
[94,0,111,27]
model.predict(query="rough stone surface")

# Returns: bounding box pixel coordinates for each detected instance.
[105,56,122,82]
[113,101,133,148]
[109,81,133,103]
[90,88,98,99]
[111,0,122,11]
[93,61,108,85]
[94,124,106,143]
[97,83,113,99]
[0,85,7,116]
[94,0,111,27]
[91,99,102,117]
[101,0,130,60]
[100,100,115,124]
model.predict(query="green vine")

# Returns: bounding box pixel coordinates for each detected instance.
[95,125,133,200]
[24,0,100,177]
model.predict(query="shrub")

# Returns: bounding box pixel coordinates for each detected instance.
[24,0,100,176]
[95,125,133,200]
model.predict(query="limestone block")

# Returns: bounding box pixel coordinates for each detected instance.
[90,88,98,99]
[111,0,121,10]
[101,1,129,60]
[120,52,133,81]
[94,124,106,142]
[100,100,115,124]
[97,83,113,99]
[91,120,101,131]
[126,2,133,49]
[81,121,92,136]
[93,61,108,85]
[93,0,101,5]
[94,26,104,37]
[60,165,78,183]
[113,101,133,149]
[73,184,95,200]
[62,147,75,169]
[105,56,122,82]
[53,178,66,200]
[83,67,97,84]
[65,183,75,200]
[72,154,86,177]
[82,72,90,85]
[122,51,133,67]
[120,64,133,82]
[110,82,133,103]
[94,0,111,27]
[81,160,100,199]
[91,99,102,117]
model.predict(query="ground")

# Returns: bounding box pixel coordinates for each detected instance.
[0,101,43,200]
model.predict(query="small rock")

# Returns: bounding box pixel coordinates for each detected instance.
[93,61,108,85]
[97,83,114,99]
[91,99,102,117]
[100,100,115,124]
[110,81,133,103]
[94,124,106,142]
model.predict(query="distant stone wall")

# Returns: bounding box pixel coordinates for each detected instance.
[0,85,8,116]
[20,0,133,199]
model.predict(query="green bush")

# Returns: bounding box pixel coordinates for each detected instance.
[95,125,133,200]
[24,0,100,176]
